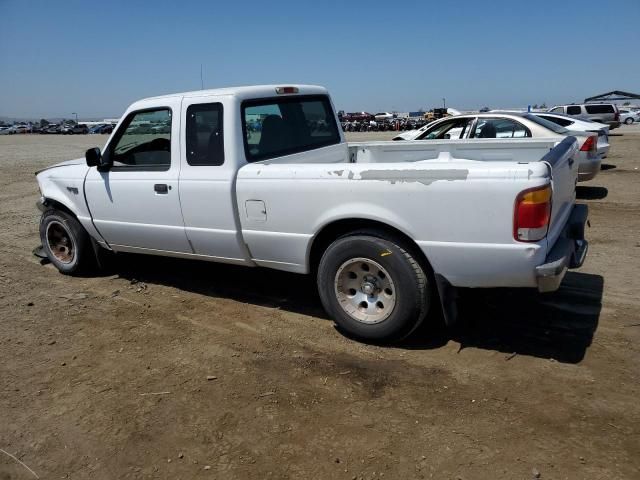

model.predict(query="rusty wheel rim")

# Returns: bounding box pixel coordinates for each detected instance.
[46,220,75,264]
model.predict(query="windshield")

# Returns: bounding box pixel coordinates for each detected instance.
[523,113,568,134]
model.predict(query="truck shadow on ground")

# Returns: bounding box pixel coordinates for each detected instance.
[110,254,602,364]
[407,272,603,364]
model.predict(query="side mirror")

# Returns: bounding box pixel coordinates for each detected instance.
[85,147,113,170]
[85,147,101,167]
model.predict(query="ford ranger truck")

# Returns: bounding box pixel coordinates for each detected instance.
[35,85,589,342]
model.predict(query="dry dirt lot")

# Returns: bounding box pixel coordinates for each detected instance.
[1,129,639,480]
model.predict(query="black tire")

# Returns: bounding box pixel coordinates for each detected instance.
[40,209,94,275]
[625,117,634,125]
[317,231,431,342]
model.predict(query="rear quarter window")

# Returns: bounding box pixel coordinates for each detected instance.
[538,115,573,127]
[566,106,582,115]
[585,104,614,114]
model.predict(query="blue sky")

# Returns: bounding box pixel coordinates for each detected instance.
[1,0,639,118]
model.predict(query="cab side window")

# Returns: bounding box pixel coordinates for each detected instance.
[186,103,224,166]
[110,109,172,170]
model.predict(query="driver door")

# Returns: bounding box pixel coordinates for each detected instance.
[85,100,192,254]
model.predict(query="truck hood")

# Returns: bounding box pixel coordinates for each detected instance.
[35,157,87,175]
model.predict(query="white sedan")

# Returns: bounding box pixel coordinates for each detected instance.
[619,109,640,125]
[533,112,610,159]
[393,112,602,181]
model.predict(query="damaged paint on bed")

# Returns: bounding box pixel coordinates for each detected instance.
[358,169,469,186]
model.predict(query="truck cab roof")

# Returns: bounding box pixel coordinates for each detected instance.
[136,84,328,105]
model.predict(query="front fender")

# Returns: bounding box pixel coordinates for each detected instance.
[36,167,106,245]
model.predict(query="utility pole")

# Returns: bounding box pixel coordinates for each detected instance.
[72,112,78,123]
[200,64,204,90]
[442,98,446,109]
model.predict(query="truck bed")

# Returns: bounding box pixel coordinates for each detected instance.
[346,138,562,164]
[236,137,579,289]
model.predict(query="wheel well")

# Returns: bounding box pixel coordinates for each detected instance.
[42,198,77,219]
[309,218,432,275]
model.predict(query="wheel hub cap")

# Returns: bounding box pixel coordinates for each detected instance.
[334,257,396,324]
[361,279,376,295]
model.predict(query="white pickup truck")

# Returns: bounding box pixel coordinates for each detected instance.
[35,85,589,342]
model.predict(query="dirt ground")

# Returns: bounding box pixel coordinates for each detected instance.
[1,128,639,480]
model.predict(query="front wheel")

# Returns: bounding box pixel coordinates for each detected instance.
[40,209,94,274]
[625,117,634,125]
[317,233,431,342]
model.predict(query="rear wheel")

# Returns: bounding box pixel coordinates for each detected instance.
[317,232,431,342]
[40,209,94,274]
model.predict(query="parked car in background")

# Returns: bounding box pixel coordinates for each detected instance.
[8,125,31,134]
[89,124,114,134]
[71,124,89,134]
[342,112,374,122]
[548,103,620,130]
[392,112,601,181]
[533,112,609,158]
[374,112,395,121]
[34,84,589,342]
[618,109,640,125]
[44,124,61,134]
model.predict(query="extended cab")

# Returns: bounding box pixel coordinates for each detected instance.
[36,85,589,342]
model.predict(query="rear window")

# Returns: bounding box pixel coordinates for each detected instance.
[242,95,340,162]
[537,114,573,127]
[523,113,569,134]
[585,104,614,114]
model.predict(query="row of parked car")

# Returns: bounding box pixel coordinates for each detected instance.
[0,123,115,135]
[392,109,613,182]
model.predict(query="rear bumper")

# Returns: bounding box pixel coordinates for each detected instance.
[536,204,589,292]
[577,155,602,182]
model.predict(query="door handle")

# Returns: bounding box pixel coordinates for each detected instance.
[154,184,169,194]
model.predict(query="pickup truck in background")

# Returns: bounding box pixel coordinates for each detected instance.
[35,85,589,342]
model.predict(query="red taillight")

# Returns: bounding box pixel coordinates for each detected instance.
[580,135,596,152]
[514,184,552,242]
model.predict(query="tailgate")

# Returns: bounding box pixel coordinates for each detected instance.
[542,137,579,249]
